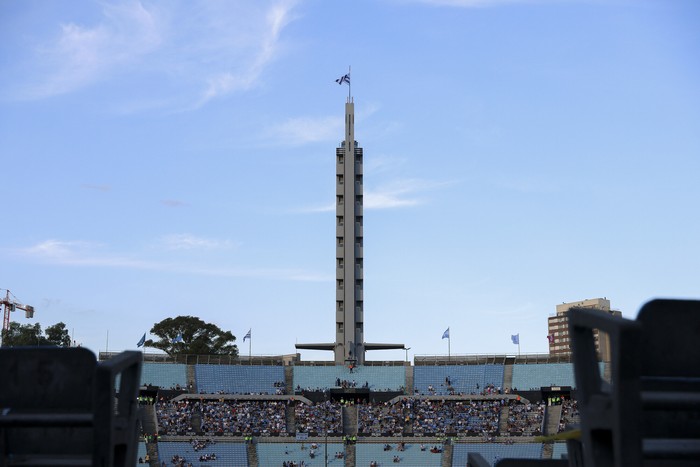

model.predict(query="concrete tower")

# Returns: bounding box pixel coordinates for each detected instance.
[296,96,403,364]
[335,99,364,364]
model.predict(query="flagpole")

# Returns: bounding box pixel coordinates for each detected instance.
[348,65,351,101]
[248,332,252,362]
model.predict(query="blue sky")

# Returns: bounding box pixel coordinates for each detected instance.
[1,0,699,361]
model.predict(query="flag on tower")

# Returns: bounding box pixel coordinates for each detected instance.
[243,329,251,342]
[442,327,450,339]
[511,334,520,345]
[137,332,146,348]
[336,73,350,85]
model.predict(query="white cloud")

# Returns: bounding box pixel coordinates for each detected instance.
[365,179,453,209]
[12,0,299,107]
[298,178,454,212]
[411,0,541,7]
[266,116,343,145]
[14,239,326,282]
[23,1,163,99]
[196,0,299,105]
[159,234,236,251]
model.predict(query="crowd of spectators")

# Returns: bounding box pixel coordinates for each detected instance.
[417,380,503,397]
[358,400,409,436]
[411,399,503,436]
[558,398,579,432]
[505,401,544,436]
[156,399,195,434]
[357,398,504,436]
[155,399,287,436]
[293,400,342,434]
[199,400,287,435]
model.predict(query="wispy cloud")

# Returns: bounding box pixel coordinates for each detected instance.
[410,0,541,7]
[196,0,299,106]
[266,116,343,145]
[13,239,327,282]
[21,1,163,99]
[10,0,299,107]
[159,234,236,251]
[298,178,454,212]
[265,104,380,146]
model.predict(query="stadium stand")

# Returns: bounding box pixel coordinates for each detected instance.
[256,442,345,466]
[195,364,285,394]
[293,364,405,392]
[510,363,604,391]
[355,441,443,467]
[451,442,543,466]
[157,440,247,466]
[295,400,343,435]
[156,399,288,436]
[142,362,188,389]
[413,364,504,395]
[551,442,568,461]
[135,442,147,465]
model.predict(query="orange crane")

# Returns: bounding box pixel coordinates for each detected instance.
[1,289,35,343]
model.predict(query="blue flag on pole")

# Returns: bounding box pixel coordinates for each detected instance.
[137,332,146,348]
[511,334,520,345]
[442,327,450,339]
[243,329,251,342]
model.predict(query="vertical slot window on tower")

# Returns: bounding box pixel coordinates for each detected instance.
[337,195,344,205]
[337,154,344,164]
[337,237,344,247]
[337,216,344,226]
[337,279,344,290]
[337,258,344,269]
[337,174,344,185]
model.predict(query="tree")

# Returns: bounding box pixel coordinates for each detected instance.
[45,322,71,347]
[1,321,71,347]
[144,316,238,357]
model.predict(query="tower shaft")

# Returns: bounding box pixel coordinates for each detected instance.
[335,101,364,364]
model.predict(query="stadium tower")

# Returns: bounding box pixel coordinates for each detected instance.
[296,95,403,364]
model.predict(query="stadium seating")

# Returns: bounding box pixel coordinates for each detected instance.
[195,364,284,394]
[157,441,247,466]
[551,442,568,460]
[256,441,345,466]
[510,363,605,390]
[142,362,188,389]
[355,442,443,467]
[135,442,147,465]
[293,365,405,392]
[451,443,543,467]
[413,364,504,395]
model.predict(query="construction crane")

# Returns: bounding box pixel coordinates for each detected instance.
[1,289,35,345]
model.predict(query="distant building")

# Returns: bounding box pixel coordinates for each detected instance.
[548,298,622,361]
